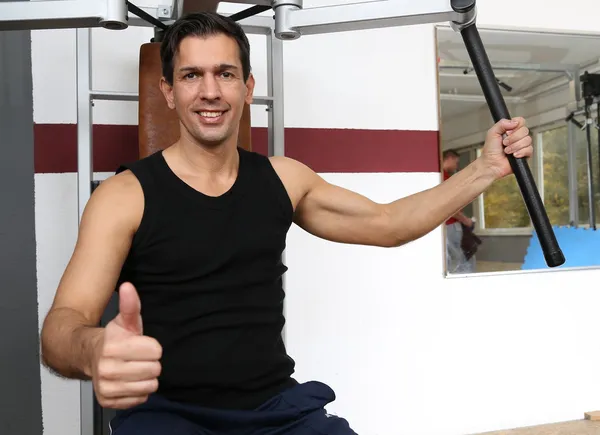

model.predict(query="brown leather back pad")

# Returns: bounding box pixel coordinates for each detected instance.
[138,42,252,159]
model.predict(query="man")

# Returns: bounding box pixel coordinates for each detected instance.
[40,12,533,435]
[442,149,477,273]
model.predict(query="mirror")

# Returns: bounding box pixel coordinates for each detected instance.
[436,25,600,275]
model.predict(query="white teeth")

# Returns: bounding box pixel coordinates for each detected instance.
[199,111,222,118]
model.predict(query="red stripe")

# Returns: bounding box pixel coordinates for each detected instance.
[282,128,439,173]
[34,124,439,173]
[34,124,139,173]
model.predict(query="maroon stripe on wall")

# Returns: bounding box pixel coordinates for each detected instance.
[34,124,140,174]
[34,124,439,174]
[252,128,440,173]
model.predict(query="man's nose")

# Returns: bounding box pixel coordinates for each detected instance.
[200,74,221,100]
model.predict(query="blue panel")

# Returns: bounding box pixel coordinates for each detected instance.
[522,226,600,270]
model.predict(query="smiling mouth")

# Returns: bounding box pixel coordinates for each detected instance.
[195,110,227,124]
[198,111,223,118]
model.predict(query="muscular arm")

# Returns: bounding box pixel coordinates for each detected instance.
[271,156,495,248]
[40,171,143,379]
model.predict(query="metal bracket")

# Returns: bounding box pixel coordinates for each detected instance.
[0,0,275,34]
[270,0,476,41]
[0,0,164,30]
[157,5,173,19]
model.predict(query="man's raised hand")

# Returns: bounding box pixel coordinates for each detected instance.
[92,282,163,409]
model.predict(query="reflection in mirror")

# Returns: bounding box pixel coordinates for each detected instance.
[436,26,600,275]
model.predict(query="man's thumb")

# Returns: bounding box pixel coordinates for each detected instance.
[115,282,143,335]
[490,118,518,138]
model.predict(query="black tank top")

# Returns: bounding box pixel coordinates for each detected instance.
[116,147,298,410]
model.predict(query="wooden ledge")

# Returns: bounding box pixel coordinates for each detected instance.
[472,418,600,434]
[585,411,600,421]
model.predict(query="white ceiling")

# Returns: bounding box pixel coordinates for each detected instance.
[437,26,600,120]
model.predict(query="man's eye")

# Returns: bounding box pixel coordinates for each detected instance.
[185,73,197,79]
[221,72,233,78]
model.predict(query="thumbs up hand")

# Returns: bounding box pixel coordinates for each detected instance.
[92,282,163,409]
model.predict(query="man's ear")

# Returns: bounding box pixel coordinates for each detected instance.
[159,77,175,109]
[244,73,256,105]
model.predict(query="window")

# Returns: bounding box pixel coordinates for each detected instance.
[482,175,531,229]
[449,122,594,233]
[575,124,600,226]
[540,125,570,226]
[479,137,534,230]
[477,123,570,231]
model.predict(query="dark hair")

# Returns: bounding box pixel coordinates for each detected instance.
[443,149,460,159]
[160,12,251,85]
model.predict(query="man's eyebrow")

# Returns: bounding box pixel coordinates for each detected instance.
[217,64,239,71]
[178,64,240,72]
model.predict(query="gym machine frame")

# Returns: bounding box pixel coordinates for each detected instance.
[0,0,566,433]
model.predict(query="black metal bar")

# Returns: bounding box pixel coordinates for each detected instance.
[496,78,512,92]
[230,5,271,22]
[584,102,595,228]
[127,1,168,30]
[566,112,584,130]
[457,22,565,267]
[597,103,600,228]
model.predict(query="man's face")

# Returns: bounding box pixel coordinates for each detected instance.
[161,33,254,148]
[444,155,459,173]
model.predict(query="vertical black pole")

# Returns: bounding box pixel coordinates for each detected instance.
[452,2,565,267]
[583,100,595,228]
[596,103,600,228]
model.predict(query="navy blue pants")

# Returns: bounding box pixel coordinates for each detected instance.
[108,381,357,435]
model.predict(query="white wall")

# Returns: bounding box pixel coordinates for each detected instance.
[31,1,600,435]
[475,0,600,35]
[286,175,600,435]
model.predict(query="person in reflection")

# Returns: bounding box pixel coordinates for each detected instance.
[442,149,478,273]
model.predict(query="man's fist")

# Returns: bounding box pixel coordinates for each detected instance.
[480,117,533,180]
[92,282,163,409]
